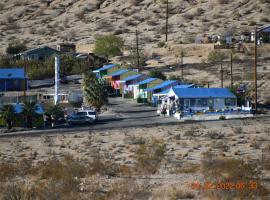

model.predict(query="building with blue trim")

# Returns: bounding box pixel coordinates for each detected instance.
[144,80,180,104]
[118,74,148,98]
[93,64,119,78]
[0,68,28,92]
[167,87,237,111]
[130,77,164,101]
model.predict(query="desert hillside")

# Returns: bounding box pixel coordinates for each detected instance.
[0,0,269,52]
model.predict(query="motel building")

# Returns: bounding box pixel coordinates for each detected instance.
[159,87,238,119]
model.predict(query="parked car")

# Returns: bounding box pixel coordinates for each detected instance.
[66,110,98,125]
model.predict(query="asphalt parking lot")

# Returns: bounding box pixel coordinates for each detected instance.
[96,97,177,128]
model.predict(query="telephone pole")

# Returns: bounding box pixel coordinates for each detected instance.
[254,26,258,113]
[23,58,27,100]
[136,29,140,69]
[181,51,184,80]
[230,51,233,88]
[165,0,169,42]
[220,63,223,88]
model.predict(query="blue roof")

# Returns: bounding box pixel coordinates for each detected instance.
[0,68,26,79]
[174,84,195,89]
[171,88,236,98]
[93,64,117,72]
[136,78,157,85]
[121,74,143,82]
[155,84,194,95]
[145,80,178,92]
[106,69,129,77]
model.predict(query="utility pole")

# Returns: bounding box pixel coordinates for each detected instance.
[136,29,140,70]
[230,51,233,88]
[181,51,184,80]
[254,26,258,113]
[23,58,27,101]
[220,63,223,88]
[165,0,169,42]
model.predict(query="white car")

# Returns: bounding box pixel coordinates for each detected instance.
[67,110,98,125]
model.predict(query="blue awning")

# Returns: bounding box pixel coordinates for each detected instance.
[93,64,117,73]
[136,78,157,85]
[145,80,178,92]
[120,74,143,82]
[105,69,129,77]
[171,88,236,98]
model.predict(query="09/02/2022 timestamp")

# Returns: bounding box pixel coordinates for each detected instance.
[189,181,258,190]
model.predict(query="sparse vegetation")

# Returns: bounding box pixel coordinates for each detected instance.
[6,39,27,55]
[148,69,166,80]
[201,155,269,199]
[135,138,166,174]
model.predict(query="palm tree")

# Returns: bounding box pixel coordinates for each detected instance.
[0,104,15,129]
[22,101,36,128]
[83,71,108,111]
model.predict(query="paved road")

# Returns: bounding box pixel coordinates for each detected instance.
[0,98,177,137]
[1,97,269,138]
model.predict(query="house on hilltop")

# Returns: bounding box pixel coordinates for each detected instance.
[19,46,60,61]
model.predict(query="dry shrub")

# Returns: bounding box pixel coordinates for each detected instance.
[129,0,144,6]
[88,149,120,176]
[1,183,37,200]
[204,130,224,139]
[0,163,17,181]
[169,187,195,200]
[0,159,33,181]
[105,180,151,200]
[184,126,203,137]
[171,163,200,174]
[201,153,269,199]
[0,3,4,10]
[135,138,166,174]
[262,145,270,170]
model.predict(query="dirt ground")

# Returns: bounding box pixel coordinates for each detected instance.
[0,117,270,199]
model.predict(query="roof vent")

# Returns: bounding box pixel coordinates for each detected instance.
[7,74,12,77]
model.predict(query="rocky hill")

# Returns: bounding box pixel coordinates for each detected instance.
[0,0,270,53]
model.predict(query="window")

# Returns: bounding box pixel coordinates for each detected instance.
[88,112,96,115]
[77,112,87,116]
[190,99,196,106]
[225,98,236,106]
[197,98,208,107]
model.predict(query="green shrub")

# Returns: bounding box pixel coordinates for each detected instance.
[219,115,226,120]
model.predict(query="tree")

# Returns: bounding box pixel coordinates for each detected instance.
[83,71,108,111]
[94,34,124,62]
[45,104,64,122]
[6,39,27,55]
[149,69,166,80]
[228,84,250,106]
[0,105,15,129]
[22,101,36,128]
